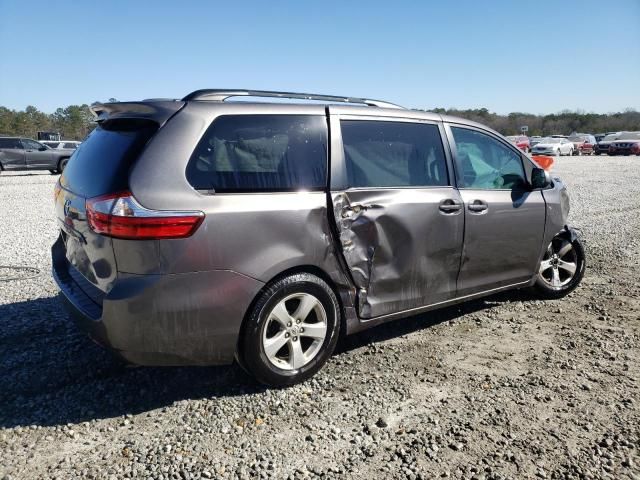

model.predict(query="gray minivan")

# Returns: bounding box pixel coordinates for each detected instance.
[52,89,585,386]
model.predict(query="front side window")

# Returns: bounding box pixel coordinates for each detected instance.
[186,115,327,192]
[451,127,526,189]
[340,120,448,188]
[22,139,43,150]
[63,142,78,149]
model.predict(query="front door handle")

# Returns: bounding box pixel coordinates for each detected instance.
[468,200,488,213]
[439,199,463,214]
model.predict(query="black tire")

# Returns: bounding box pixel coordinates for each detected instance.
[49,169,57,175]
[240,273,341,387]
[58,157,69,173]
[534,235,586,299]
[594,150,601,156]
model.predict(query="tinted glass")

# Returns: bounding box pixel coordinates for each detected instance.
[186,115,327,192]
[63,142,78,149]
[22,139,43,150]
[60,119,157,198]
[341,120,448,188]
[0,138,22,149]
[451,127,526,189]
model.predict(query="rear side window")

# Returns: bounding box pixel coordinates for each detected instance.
[60,119,157,198]
[186,115,327,192]
[0,138,22,149]
[63,142,78,149]
[340,120,448,188]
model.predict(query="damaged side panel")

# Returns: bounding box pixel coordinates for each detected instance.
[331,188,464,319]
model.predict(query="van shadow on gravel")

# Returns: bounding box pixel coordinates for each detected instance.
[0,289,536,429]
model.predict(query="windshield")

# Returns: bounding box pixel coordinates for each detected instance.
[619,132,640,140]
[603,134,620,142]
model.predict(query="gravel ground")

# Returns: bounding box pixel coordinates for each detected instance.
[1,157,639,480]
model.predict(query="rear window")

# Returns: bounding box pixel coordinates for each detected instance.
[60,119,157,198]
[186,115,327,193]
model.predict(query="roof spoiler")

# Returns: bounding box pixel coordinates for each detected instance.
[181,89,405,109]
[90,101,185,125]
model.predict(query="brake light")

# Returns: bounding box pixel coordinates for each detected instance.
[86,192,204,240]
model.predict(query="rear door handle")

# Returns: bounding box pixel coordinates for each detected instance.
[468,200,488,213]
[439,199,463,214]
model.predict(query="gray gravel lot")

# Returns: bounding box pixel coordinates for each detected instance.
[1,157,639,480]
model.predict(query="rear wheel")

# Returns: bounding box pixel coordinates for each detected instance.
[534,235,585,299]
[240,273,341,387]
[57,157,69,173]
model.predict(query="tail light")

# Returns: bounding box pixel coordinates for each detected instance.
[86,191,204,240]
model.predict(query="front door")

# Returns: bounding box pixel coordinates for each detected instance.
[22,139,54,169]
[446,125,546,296]
[329,115,464,319]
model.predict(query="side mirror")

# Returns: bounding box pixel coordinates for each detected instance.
[530,167,549,189]
[39,146,47,151]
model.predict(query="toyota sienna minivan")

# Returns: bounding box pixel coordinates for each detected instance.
[52,89,585,386]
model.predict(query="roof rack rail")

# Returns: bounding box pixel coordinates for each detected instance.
[181,89,404,109]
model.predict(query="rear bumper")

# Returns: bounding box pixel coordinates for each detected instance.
[52,236,264,366]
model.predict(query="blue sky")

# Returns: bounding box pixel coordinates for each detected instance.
[0,0,638,114]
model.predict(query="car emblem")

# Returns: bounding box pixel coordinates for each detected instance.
[63,199,72,217]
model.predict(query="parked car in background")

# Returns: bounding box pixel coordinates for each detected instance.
[506,135,531,152]
[0,136,74,174]
[568,134,597,155]
[608,132,640,156]
[594,134,607,143]
[51,89,585,386]
[529,136,543,148]
[531,137,574,156]
[42,140,81,150]
[594,132,625,155]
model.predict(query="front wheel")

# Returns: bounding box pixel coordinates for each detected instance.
[534,234,585,299]
[240,273,341,387]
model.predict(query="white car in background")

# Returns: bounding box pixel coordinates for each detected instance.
[42,140,81,150]
[531,137,574,156]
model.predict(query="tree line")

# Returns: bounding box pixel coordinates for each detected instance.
[1,103,639,140]
[427,107,640,136]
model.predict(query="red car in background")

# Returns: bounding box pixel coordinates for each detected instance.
[506,135,531,153]
[608,139,640,156]
[568,134,597,155]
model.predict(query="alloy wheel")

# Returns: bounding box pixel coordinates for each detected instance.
[262,293,328,370]
[538,238,578,288]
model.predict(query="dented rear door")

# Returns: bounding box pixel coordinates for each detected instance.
[329,113,464,319]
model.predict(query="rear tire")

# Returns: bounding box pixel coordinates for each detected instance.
[240,273,341,387]
[534,235,585,299]
[57,157,69,173]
